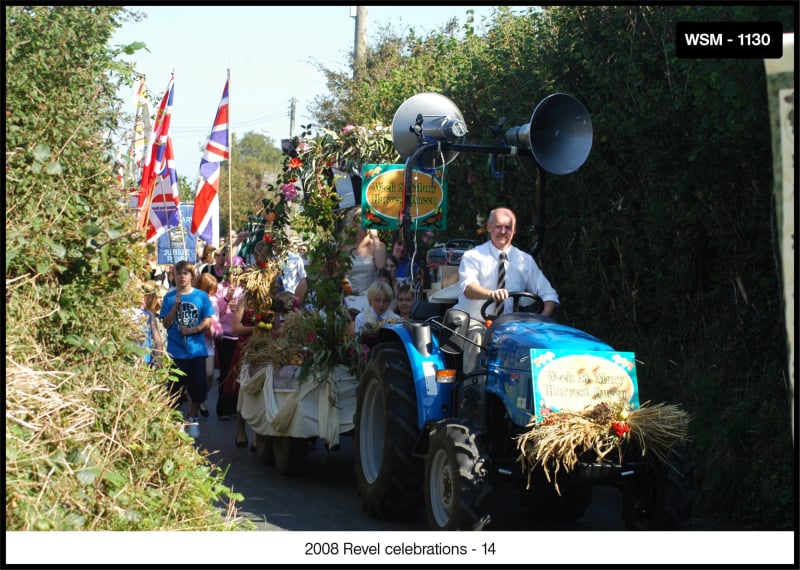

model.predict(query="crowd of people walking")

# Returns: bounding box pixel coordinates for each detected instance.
[138,205,428,447]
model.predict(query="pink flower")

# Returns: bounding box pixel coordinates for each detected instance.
[281,183,298,202]
[342,125,355,135]
[296,142,310,153]
[422,230,434,244]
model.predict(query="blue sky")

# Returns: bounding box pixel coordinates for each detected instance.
[111,6,527,179]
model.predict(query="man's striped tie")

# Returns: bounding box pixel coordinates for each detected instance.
[496,251,507,315]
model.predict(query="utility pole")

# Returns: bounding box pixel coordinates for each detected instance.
[352,6,368,82]
[289,97,296,138]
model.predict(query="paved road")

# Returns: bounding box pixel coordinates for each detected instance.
[191,386,628,532]
[171,389,740,566]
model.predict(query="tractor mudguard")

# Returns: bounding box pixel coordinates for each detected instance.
[379,321,456,428]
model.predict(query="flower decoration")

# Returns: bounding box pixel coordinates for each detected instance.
[342,278,353,296]
[249,123,398,382]
[280,182,298,202]
[294,305,367,381]
[225,255,245,268]
[515,401,690,495]
[610,421,631,438]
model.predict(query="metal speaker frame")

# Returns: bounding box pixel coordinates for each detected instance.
[504,93,593,175]
[391,92,468,169]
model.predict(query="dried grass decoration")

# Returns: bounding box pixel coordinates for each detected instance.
[243,310,310,369]
[515,401,690,493]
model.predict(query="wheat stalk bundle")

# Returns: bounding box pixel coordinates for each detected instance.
[515,401,690,494]
[238,265,280,314]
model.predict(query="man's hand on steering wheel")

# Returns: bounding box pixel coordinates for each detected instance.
[488,287,509,304]
[480,291,545,322]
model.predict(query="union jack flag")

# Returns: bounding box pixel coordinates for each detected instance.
[137,76,175,230]
[144,136,181,243]
[191,78,230,247]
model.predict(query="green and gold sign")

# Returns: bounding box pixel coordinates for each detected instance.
[360,164,447,230]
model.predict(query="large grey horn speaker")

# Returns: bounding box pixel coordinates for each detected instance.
[504,93,593,175]
[391,92,468,169]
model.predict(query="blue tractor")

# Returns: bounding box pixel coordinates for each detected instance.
[353,93,694,530]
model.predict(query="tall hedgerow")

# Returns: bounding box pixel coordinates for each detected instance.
[5,6,248,530]
[310,5,796,529]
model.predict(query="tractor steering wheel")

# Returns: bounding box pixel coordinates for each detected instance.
[480,291,544,322]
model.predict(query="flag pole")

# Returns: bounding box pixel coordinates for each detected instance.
[227,67,233,267]
[169,69,188,263]
[161,181,176,264]
[174,176,188,263]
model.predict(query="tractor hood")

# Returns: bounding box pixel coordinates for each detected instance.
[485,316,615,427]
[488,315,614,352]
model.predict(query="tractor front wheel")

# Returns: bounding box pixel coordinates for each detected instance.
[424,422,491,530]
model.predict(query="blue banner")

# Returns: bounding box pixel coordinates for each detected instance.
[157,203,197,264]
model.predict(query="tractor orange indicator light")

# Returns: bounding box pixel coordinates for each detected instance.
[436,369,457,383]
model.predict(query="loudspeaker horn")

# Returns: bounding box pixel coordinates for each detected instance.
[391,92,468,169]
[504,93,593,175]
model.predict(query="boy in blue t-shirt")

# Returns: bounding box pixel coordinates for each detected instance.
[160,260,214,436]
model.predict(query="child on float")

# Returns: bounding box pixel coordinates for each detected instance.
[394,282,415,319]
[353,280,400,334]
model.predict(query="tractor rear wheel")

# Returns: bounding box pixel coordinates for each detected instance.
[354,342,423,520]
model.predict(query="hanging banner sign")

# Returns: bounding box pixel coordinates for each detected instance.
[157,203,197,264]
[360,164,446,230]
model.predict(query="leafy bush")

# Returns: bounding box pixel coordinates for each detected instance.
[6,6,249,531]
